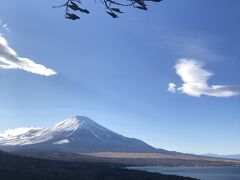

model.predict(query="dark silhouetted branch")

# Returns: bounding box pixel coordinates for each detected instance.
[53,0,163,20]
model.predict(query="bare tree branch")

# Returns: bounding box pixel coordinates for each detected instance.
[53,0,163,20]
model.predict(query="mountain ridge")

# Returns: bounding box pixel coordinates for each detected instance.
[0,116,169,154]
[202,153,240,160]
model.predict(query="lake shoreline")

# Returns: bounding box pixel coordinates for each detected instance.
[127,166,240,180]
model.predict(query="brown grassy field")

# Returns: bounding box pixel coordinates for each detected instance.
[80,152,240,166]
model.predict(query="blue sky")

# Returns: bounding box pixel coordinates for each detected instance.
[0,0,240,154]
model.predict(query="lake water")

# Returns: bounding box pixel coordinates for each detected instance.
[128,166,240,180]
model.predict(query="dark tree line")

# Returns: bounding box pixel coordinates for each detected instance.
[0,151,195,180]
[53,0,163,20]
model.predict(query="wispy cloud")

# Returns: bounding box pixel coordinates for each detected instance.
[0,19,11,32]
[140,25,223,62]
[0,35,57,76]
[0,127,41,139]
[168,59,239,97]
[166,37,223,62]
[168,83,177,93]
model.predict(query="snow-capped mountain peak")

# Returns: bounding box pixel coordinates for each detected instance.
[52,116,109,133]
[0,116,113,146]
[52,116,82,132]
[0,116,161,153]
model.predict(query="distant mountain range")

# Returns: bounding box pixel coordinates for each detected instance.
[202,153,240,160]
[0,116,169,153]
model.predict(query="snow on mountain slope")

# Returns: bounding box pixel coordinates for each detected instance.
[0,116,164,153]
[53,139,70,145]
[0,116,119,145]
[0,127,41,139]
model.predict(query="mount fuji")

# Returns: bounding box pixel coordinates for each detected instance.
[0,116,168,153]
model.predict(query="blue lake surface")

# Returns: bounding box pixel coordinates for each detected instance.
[128,166,240,180]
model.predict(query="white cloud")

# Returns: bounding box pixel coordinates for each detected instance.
[0,35,57,76]
[169,59,239,97]
[0,19,11,32]
[168,83,177,93]
[53,139,70,145]
[0,127,41,139]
